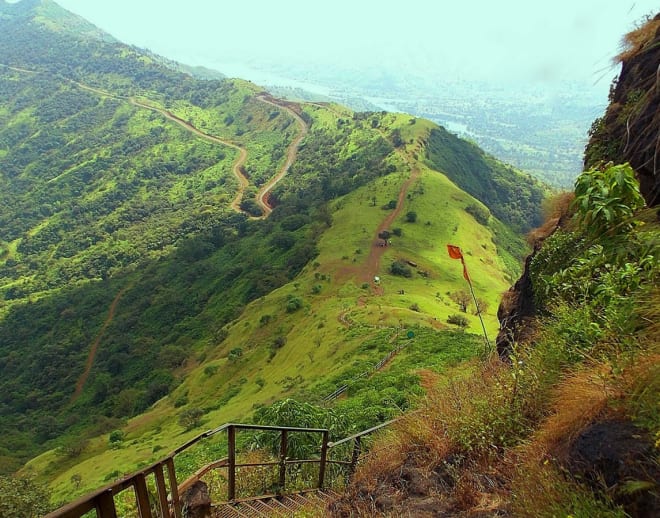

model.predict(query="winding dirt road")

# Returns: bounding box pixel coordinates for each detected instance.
[254,95,309,217]
[7,64,308,218]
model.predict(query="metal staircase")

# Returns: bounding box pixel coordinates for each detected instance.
[46,422,392,518]
[214,489,340,517]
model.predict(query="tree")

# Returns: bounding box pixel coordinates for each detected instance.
[178,408,205,430]
[473,298,489,315]
[405,211,417,223]
[0,476,52,517]
[450,290,471,312]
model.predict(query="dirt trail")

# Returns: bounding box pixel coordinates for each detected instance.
[73,82,253,215]
[6,67,307,218]
[121,98,252,213]
[361,167,420,284]
[13,66,307,219]
[71,286,129,402]
[254,95,309,217]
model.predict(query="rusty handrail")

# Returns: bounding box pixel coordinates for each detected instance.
[46,423,333,517]
[327,418,398,448]
[45,420,398,517]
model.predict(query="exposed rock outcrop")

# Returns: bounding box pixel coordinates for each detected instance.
[495,248,538,359]
[585,14,660,206]
[568,420,660,518]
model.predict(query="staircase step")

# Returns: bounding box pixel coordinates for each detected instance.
[213,489,340,517]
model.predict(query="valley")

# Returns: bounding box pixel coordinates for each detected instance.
[0,1,537,501]
[2,2,657,517]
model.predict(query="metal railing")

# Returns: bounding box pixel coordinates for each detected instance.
[45,420,394,518]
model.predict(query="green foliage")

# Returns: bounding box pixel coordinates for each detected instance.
[285,296,304,313]
[0,0,536,479]
[405,211,417,223]
[178,408,205,430]
[447,314,469,328]
[464,203,490,225]
[573,163,645,238]
[390,261,412,277]
[426,127,544,232]
[108,430,125,449]
[0,475,53,518]
[251,399,349,459]
[532,165,654,333]
[228,348,243,362]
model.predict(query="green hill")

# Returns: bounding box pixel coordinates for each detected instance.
[0,0,545,504]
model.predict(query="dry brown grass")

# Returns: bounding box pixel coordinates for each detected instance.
[332,359,525,515]
[506,345,660,515]
[616,14,660,62]
[527,191,575,246]
[525,366,623,461]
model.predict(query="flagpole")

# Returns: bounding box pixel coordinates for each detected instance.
[447,245,492,354]
[464,266,492,354]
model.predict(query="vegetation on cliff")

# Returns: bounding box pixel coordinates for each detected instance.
[333,163,658,516]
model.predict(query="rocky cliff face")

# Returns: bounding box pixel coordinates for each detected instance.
[498,14,660,357]
[585,14,660,206]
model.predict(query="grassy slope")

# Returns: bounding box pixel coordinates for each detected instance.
[24,108,524,502]
[0,1,538,503]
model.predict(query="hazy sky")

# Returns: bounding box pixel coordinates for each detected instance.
[53,0,657,93]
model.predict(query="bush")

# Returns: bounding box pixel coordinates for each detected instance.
[405,211,417,223]
[465,203,490,225]
[0,476,52,517]
[228,347,243,362]
[573,163,644,239]
[390,261,412,277]
[285,296,303,313]
[108,430,125,448]
[447,314,469,328]
[178,408,204,430]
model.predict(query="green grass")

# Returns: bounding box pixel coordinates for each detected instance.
[25,141,524,500]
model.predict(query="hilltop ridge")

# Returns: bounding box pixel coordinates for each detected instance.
[0,0,547,507]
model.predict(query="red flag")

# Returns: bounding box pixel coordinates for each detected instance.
[447,244,463,260]
[447,244,470,282]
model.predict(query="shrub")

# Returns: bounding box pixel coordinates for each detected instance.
[405,211,417,223]
[390,261,412,277]
[178,408,204,430]
[285,296,303,313]
[465,203,490,225]
[447,314,468,328]
[573,163,644,239]
[204,365,219,377]
[259,314,271,326]
[228,347,243,362]
[108,430,125,448]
